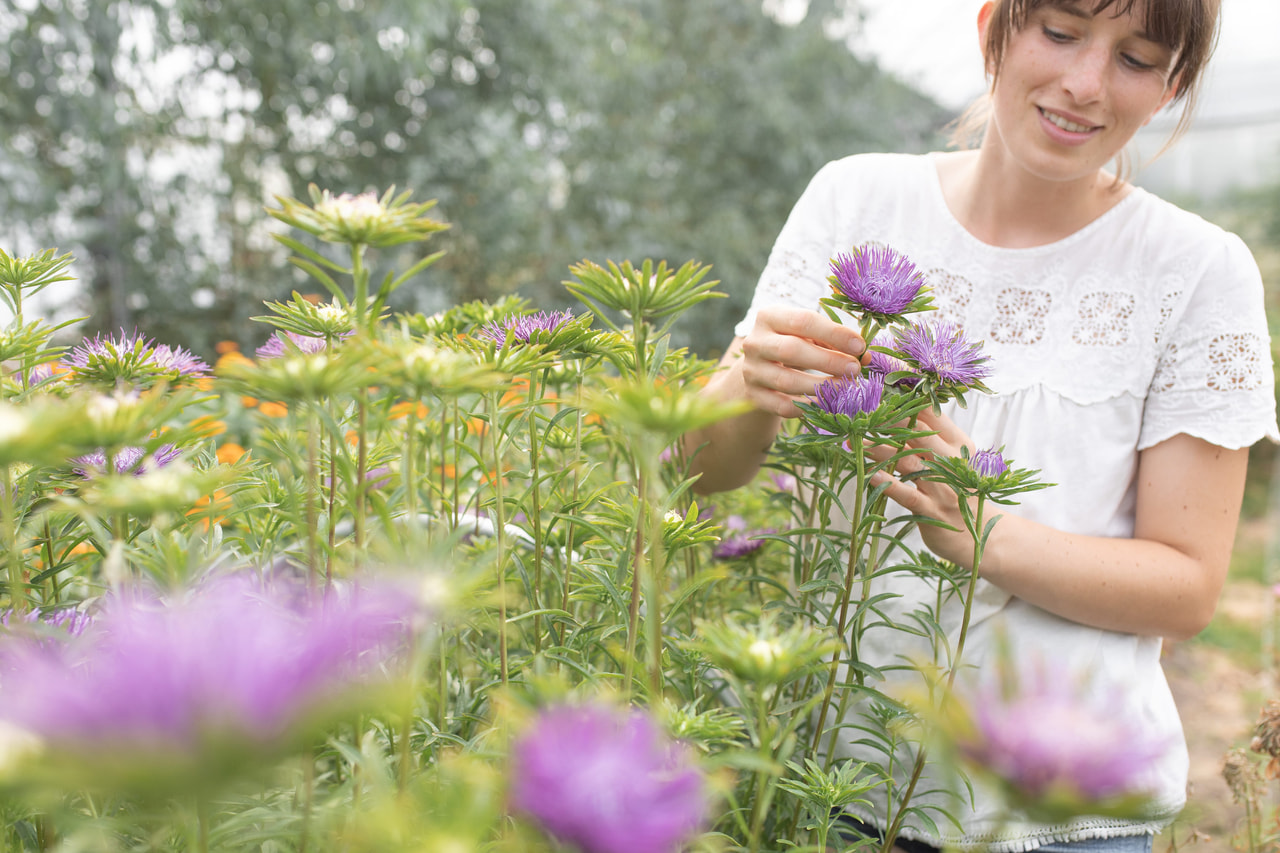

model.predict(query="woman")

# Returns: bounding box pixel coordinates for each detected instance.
[685,0,1278,850]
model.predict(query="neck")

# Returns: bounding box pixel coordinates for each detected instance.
[936,140,1131,249]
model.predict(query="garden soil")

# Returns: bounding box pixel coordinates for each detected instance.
[1161,540,1274,852]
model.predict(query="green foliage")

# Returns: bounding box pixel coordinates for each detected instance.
[0,0,948,357]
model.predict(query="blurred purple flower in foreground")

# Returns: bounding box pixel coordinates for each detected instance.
[829,245,925,316]
[0,573,415,761]
[477,310,575,347]
[71,443,181,478]
[713,515,773,561]
[511,702,710,853]
[953,668,1164,811]
[968,447,1008,479]
[893,321,990,389]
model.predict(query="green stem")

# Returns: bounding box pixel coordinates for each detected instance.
[196,797,211,853]
[304,409,320,590]
[528,370,545,654]
[880,495,988,853]
[487,392,510,685]
[2,464,24,613]
[810,448,868,758]
[624,468,645,698]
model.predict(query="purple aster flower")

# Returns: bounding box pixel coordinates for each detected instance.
[713,515,773,560]
[510,702,710,853]
[65,331,210,384]
[866,331,921,389]
[72,443,180,478]
[811,372,884,418]
[256,330,351,359]
[477,310,575,347]
[969,446,1008,478]
[955,669,1165,805]
[892,321,990,388]
[829,245,925,316]
[0,573,416,760]
[769,472,797,492]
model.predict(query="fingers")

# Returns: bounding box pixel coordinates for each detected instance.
[733,307,867,418]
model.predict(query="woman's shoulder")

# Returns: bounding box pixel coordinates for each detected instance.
[1122,186,1253,262]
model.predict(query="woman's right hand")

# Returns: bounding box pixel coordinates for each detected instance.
[737,305,867,417]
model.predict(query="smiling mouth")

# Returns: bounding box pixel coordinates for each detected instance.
[1039,108,1099,134]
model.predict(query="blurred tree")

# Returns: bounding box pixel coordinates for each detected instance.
[0,0,948,356]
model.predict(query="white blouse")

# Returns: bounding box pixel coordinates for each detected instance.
[734,152,1279,851]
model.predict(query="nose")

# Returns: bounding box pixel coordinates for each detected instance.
[1060,44,1108,104]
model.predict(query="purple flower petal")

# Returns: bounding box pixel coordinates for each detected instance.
[893,321,990,388]
[0,573,416,756]
[957,669,1165,803]
[477,310,575,347]
[511,702,710,853]
[811,372,884,418]
[969,447,1008,478]
[829,246,925,316]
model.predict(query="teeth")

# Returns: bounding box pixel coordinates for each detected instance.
[1042,109,1094,133]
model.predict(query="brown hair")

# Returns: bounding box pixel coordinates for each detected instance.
[950,0,1222,170]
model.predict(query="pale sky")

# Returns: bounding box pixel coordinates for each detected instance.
[852,0,1280,110]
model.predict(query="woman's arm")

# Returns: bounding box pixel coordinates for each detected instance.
[871,410,1247,640]
[684,306,866,494]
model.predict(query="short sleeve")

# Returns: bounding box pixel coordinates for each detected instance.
[1139,232,1279,450]
[732,160,846,338]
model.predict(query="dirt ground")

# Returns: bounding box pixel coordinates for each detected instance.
[1160,553,1275,852]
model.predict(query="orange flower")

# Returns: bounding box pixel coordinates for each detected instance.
[218,351,255,370]
[467,417,489,437]
[241,395,260,409]
[217,443,247,465]
[301,293,322,304]
[390,401,430,420]
[215,341,241,355]
[258,401,289,418]
[192,416,227,438]
[433,463,457,479]
[346,429,360,446]
[187,490,230,530]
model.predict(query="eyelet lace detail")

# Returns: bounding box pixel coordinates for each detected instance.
[924,268,972,327]
[1071,291,1135,347]
[1151,344,1180,393]
[990,287,1052,345]
[1208,332,1269,391]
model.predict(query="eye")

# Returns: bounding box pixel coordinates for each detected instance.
[1120,53,1156,71]
[1041,26,1073,43]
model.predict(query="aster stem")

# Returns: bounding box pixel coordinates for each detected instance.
[486,390,509,685]
[196,796,211,853]
[528,369,545,654]
[557,369,585,648]
[810,443,868,759]
[351,242,369,333]
[325,430,338,587]
[404,400,419,528]
[2,463,24,613]
[355,388,368,555]
[305,409,321,589]
[880,494,988,853]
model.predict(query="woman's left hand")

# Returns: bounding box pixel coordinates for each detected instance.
[866,407,987,569]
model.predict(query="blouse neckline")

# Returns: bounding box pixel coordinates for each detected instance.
[922,152,1149,256]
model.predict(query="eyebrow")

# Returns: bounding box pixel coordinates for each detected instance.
[1046,2,1163,44]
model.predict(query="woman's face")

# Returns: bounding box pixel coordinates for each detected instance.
[982,0,1179,184]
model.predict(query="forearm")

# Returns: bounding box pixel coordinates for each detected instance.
[975,513,1225,640]
[683,367,782,494]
